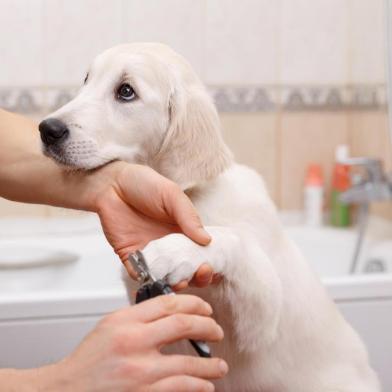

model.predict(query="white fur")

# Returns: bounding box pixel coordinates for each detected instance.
[44,43,380,392]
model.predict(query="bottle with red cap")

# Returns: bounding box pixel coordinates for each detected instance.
[330,145,351,227]
[304,163,324,226]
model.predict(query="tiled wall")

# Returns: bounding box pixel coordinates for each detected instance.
[0,0,391,219]
[221,110,392,220]
[0,0,387,86]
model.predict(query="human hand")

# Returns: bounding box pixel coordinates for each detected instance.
[89,162,220,287]
[33,295,228,391]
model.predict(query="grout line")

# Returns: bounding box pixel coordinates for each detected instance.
[274,0,282,208]
[345,0,352,92]
[275,107,283,209]
[201,0,207,82]
[120,0,126,43]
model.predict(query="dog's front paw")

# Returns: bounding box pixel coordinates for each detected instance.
[142,234,208,285]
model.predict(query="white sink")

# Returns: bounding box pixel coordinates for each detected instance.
[0,216,124,296]
[0,245,78,268]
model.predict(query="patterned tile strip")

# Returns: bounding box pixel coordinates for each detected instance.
[0,85,387,115]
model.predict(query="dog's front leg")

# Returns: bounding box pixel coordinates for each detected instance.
[142,226,282,352]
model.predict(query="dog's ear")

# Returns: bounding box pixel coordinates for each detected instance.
[153,83,232,189]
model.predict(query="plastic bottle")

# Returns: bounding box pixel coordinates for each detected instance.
[304,163,324,226]
[330,145,351,227]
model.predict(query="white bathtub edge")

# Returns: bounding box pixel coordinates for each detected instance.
[323,274,392,301]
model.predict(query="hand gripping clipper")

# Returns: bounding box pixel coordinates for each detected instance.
[127,251,212,358]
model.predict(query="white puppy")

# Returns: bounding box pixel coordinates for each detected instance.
[40,43,380,392]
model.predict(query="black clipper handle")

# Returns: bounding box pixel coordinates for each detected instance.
[135,280,211,358]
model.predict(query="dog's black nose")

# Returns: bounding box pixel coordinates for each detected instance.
[39,118,69,146]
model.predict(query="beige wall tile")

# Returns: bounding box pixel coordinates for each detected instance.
[123,0,205,78]
[348,110,392,170]
[0,0,44,87]
[371,202,392,221]
[347,0,386,84]
[348,110,392,220]
[219,113,278,202]
[279,0,348,85]
[43,0,122,86]
[205,0,278,85]
[279,112,349,210]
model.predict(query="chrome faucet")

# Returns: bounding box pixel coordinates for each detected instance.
[339,157,391,274]
[339,158,392,204]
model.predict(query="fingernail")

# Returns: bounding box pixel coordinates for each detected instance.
[217,325,224,338]
[199,229,212,243]
[206,382,215,391]
[204,302,213,314]
[219,360,229,375]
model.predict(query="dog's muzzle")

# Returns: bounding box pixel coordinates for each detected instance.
[39,118,69,146]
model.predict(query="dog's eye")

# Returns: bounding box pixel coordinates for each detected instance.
[84,73,88,84]
[117,83,136,102]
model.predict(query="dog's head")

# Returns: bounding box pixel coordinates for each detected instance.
[39,43,232,189]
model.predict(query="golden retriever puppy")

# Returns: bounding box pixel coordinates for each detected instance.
[39,43,380,392]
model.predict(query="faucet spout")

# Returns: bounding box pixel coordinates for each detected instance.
[337,156,391,274]
[338,157,392,205]
[340,181,392,204]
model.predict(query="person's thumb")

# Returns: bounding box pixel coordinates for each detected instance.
[164,185,211,246]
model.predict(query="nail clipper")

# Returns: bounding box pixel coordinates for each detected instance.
[126,250,212,358]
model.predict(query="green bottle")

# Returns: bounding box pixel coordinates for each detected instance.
[331,145,351,227]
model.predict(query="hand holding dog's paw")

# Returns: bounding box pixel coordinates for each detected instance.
[143,233,215,286]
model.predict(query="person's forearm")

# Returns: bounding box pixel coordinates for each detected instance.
[0,368,37,391]
[0,369,30,392]
[0,109,113,211]
[0,366,57,392]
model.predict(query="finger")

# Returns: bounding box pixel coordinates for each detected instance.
[125,295,213,323]
[149,314,223,347]
[154,355,228,380]
[172,280,189,292]
[190,264,213,288]
[163,185,211,246]
[150,376,215,392]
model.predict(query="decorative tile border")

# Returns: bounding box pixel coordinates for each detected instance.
[0,87,79,115]
[210,85,387,112]
[279,85,387,111]
[0,85,387,115]
[209,86,278,112]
